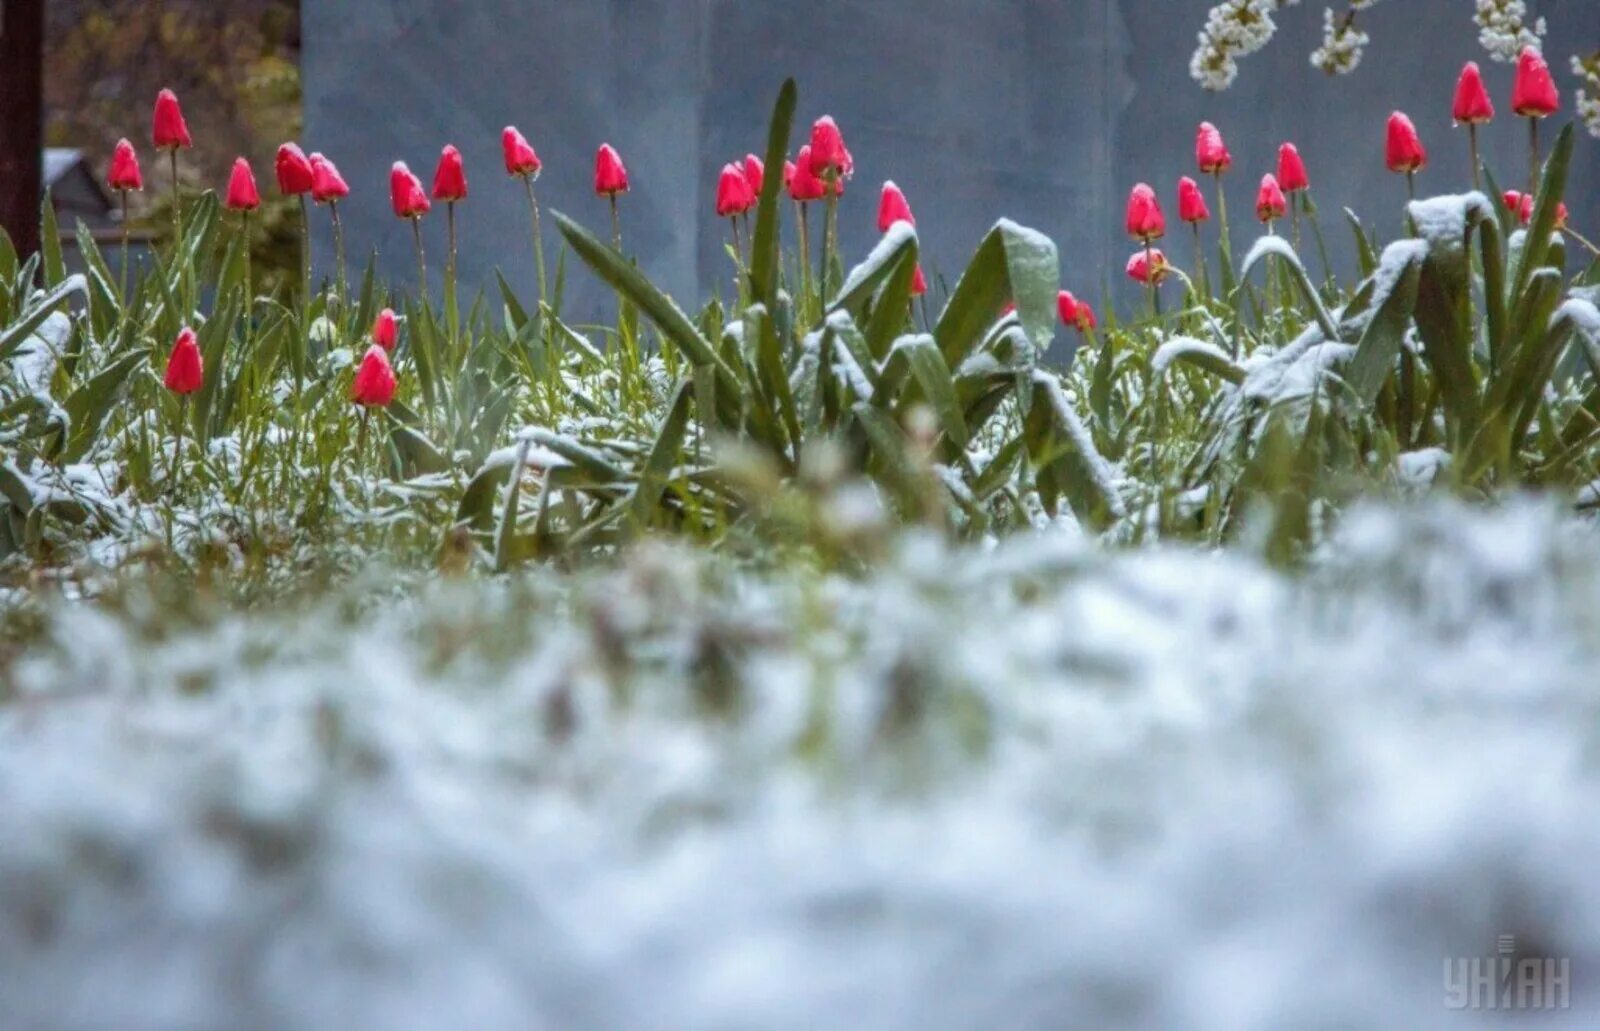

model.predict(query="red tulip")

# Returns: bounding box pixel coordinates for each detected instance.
[715,162,755,217]
[808,116,850,178]
[594,144,629,196]
[878,181,915,232]
[1256,174,1287,223]
[152,89,191,151]
[783,160,797,191]
[309,153,350,204]
[1505,190,1569,228]
[276,143,314,195]
[108,139,143,192]
[164,327,203,395]
[1453,62,1495,125]
[1196,122,1232,175]
[1385,112,1427,173]
[743,154,765,197]
[390,162,431,219]
[1126,249,1169,285]
[788,146,826,202]
[1276,143,1309,192]
[373,308,398,350]
[1058,290,1096,332]
[351,345,397,408]
[1125,183,1165,242]
[911,264,928,297]
[502,126,541,178]
[224,158,260,212]
[431,144,468,202]
[1177,176,1210,224]
[1511,46,1559,117]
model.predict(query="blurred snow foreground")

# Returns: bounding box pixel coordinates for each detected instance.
[4,500,1600,1029]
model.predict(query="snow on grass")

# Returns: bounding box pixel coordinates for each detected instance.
[4,500,1599,1027]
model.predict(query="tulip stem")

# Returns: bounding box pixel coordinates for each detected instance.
[1406,171,1416,203]
[411,217,427,300]
[1468,124,1482,193]
[1212,172,1231,270]
[523,175,547,304]
[1192,222,1207,299]
[797,201,812,313]
[298,194,312,306]
[119,189,130,309]
[241,209,253,347]
[1144,240,1159,319]
[609,195,622,252]
[172,396,188,491]
[1528,118,1540,196]
[824,189,839,298]
[169,150,181,250]
[330,200,347,314]
[446,200,460,353]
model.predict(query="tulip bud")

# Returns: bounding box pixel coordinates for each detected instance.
[152,89,191,151]
[1453,62,1495,125]
[1511,46,1559,117]
[743,154,765,197]
[1196,122,1231,175]
[808,116,849,178]
[877,181,915,232]
[351,345,398,408]
[1508,190,1569,228]
[276,143,315,196]
[1125,183,1166,242]
[309,153,350,204]
[390,161,431,219]
[164,327,204,395]
[788,146,826,202]
[715,162,755,217]
[373,308,398,350]
[1177,176,1210,224]
[1126,249,1169,285]
[911,264,928,297]
[594,144,629,196]
[432,144,468,202]
[224,158,260,212]
[1276,143,1309,193]
[502,126,542,178]
[108,139,143,192]
[783,160,797,191]
[1256,174,1287,223]
[1058,291,1097,333]
[1385,112,1427,173]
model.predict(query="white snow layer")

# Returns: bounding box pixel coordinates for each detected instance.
[4,501,1600,1029]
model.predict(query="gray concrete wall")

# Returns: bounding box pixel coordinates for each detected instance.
[303,0,1597,324]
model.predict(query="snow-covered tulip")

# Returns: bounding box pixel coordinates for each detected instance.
[275,143,314,195]
[594,144,629,196]
[151,89,191,151]
[1178,176,1210,224]
[1511,46,1559,118]
[808,116,849,179]
[1385,112,1427,175]
[224,158,260,212]
[351,345,397,408]
[716,162,755,217]
[502,126,541,178]
[390,162,430,219]
[373,308,398,350]
[1196,122,1231,175]
[108,139,143,192]
[1058,290,1096,333]
[164,327,203,395]
[309,153,349,204]
[432,145,468,202]
[1276,144,1309,193]
[1256,174,1287,224]
[1453,62,1495,125]
[1126,249,1169,285]
[743,154,765,197]
[878,181,915,232]
[1125,183,1165,242]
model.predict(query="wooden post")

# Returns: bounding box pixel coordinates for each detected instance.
[0,0,45,259]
